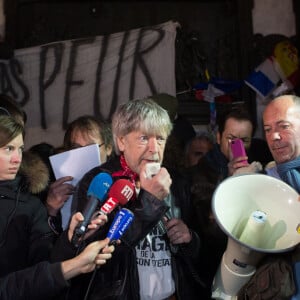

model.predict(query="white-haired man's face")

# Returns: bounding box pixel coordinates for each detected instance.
[116,130,167,174]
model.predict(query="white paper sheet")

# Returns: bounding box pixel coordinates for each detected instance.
[49,144,101,229]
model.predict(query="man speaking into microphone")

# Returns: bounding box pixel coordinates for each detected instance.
[51,98,203,300]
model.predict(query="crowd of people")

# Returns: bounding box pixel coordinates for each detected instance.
[0,92,300,300]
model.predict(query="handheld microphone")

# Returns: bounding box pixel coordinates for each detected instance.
[93,208,134,272]
[83,209,134,300]
[106,208,134,244]
[98,179,134,215]
[72,172,113,247]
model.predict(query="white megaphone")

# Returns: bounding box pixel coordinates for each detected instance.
[211,173,300,299]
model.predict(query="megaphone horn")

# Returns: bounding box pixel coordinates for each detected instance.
[211,173,300,299]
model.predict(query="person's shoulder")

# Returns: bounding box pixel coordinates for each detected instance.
[17,188,49,217]
[79,156,120,183]
[19,188,45,206]
[100,156,120,172]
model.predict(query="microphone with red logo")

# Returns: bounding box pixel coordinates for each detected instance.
[97,179,134,215]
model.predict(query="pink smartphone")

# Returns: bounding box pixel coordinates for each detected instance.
[230,138,248,164]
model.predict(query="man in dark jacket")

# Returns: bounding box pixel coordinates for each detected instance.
[52,97,203,300]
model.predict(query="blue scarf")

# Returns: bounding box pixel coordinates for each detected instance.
[277,157,300,193]
[277,157,300,299]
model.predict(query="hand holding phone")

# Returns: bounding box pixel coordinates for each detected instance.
[230,138,248,164]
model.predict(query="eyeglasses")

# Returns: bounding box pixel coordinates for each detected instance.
[226,135,251,144]
[0,107,11,116]
[71,142,105,150]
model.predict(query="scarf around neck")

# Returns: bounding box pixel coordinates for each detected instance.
[277,156,300,193]
[112,155,139,184]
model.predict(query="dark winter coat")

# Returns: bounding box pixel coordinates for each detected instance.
[0,261,69,300]
[0,176,55,277]
[0,152,55,277]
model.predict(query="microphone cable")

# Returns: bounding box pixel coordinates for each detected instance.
[83,264,98,300]
[159,212,206,289]
[64,235,89,300]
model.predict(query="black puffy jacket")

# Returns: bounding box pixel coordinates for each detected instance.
[0,176,55,277]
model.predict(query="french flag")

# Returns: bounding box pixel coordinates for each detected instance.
[245,58,281,98]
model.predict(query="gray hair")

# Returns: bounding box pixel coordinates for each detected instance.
[112,98,173,154]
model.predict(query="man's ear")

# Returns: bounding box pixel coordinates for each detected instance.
[116,136,125,152]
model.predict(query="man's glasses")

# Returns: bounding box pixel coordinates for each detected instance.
[0,107,11,116]
[226,136,251,144]
[71,142,105,150]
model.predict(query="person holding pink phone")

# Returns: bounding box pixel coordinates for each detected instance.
[187,107,262,297]
[228,137,263,175]
[229,138,248,166]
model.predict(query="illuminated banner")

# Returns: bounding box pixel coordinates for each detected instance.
[0,21,178,147]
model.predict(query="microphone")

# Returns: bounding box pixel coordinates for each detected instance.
[72,172,113,247]
[84,208,134,299]
[98,179,134,215]
[145,162,161,179]
[145,163,171,233]
[93,208,134,272]
[106,208,134,244]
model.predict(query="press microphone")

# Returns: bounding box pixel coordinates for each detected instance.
[98,179,134,215]
[106,208,134,244]
[82,208,134,300]
[72,172,113,247]
[145,162,161,179]
[94,208,134,272]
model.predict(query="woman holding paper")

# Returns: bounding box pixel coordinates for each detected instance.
[47,115,114,232]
